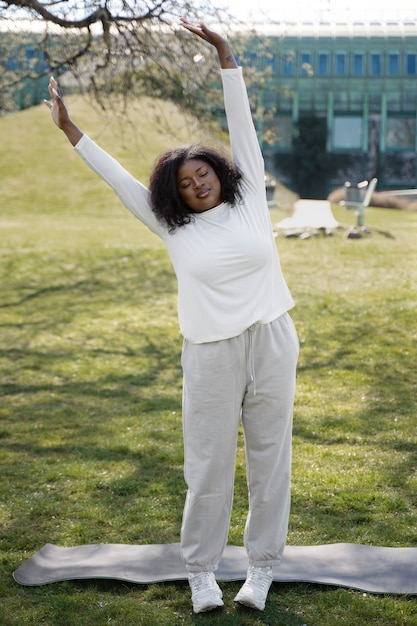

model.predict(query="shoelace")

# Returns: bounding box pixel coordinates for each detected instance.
[190,572,216,594]
[246,567,272,592]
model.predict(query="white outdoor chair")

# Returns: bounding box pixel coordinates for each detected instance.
[275,199,340,237]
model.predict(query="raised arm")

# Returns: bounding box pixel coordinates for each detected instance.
[44,77,83,146]
[179,18,237,70]
[180,18,264,195]
[43,77,163,235]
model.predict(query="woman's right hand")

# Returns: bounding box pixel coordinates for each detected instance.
[44,77,71,129]
[44,77,83,146]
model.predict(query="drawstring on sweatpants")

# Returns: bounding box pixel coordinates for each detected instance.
[247,324,257,396]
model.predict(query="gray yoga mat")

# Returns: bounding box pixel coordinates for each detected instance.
[13,542,417,594]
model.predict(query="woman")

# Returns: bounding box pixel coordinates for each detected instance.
[45,18,299,614]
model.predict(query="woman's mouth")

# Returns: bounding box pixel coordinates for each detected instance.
[197,188,210,199]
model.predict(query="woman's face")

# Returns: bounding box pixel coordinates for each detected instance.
[177,159,222,213]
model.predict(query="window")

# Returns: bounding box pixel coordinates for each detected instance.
[300,52,312,76]
[282,52,294,75]
[371,53,382,76]
[333,117,363,149]
[318,53,329,75]
[388,53,399,75]
[387,118,415,149]
[335,53,346,75]
[273,116,293,148]
[352,53,364,76]
[264,53,277,73]
[406,54,417,75]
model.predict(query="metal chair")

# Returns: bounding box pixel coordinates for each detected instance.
[342,177,378,238]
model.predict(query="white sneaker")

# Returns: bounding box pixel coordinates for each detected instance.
[234,565,273,611]
[188,571,224,614]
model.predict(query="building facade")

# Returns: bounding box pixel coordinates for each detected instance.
[241,20,417,193]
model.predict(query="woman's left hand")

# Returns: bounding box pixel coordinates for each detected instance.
[179,18,227,48]
[179,17,237,69]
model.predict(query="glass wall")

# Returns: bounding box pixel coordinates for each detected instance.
[333,117,363,149]
[386,117,415,149]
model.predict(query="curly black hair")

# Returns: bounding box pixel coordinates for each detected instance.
[149,144,243,232]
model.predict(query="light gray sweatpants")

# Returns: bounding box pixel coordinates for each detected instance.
[180,312,299,572]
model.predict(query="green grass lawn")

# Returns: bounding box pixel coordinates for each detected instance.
[1,97,417,625]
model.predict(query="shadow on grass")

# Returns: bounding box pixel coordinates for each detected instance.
[292,299,417,546]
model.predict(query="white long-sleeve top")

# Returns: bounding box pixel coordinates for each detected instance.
[75,67,294,343]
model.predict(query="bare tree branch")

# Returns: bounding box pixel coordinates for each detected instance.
[0,0,251,116]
